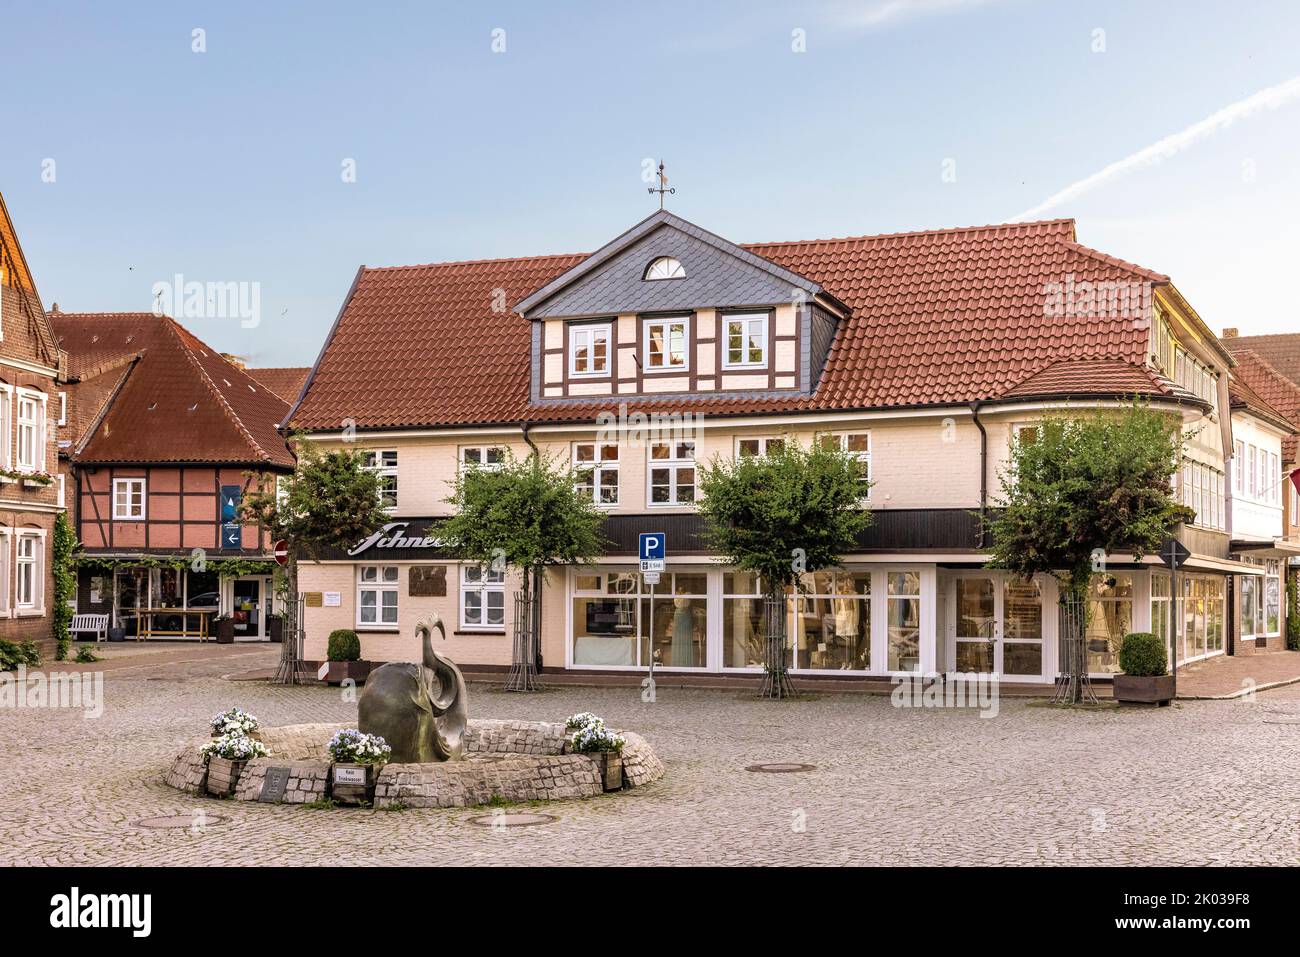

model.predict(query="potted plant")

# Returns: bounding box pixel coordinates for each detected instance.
[327,728,391,804]
[209,707,262,740]
[213,615,236,644]
[201,731,269,796]
[565,712,625,791]
[323,629,371,684]
[1113,632,1175,706]
[267,613,284,644]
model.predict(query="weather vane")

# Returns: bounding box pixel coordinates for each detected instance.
[648,160,675,209]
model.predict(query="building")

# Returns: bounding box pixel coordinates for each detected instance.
[288,211,1264,682]
[0,194,65,650]
[1221,332,1300,651]
[246,367,311,405]
[52,312,296,640]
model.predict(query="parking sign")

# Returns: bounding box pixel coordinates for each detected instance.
[639,532,665,573]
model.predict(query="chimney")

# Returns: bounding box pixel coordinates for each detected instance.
[1222,327,1238,338]
[50,302,59,313]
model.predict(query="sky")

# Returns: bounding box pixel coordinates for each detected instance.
[3,0,1300,367]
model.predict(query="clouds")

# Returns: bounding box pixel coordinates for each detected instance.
[825,0,1007,31]
[1014,74,1300,221]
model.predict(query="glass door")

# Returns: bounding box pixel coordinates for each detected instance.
[232,578,264,639]
[953,575,997,673]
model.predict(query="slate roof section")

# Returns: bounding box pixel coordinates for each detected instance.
[246,366,311,404]
[290,217,1189,431]
[52,312,295,467]
[1224,348,1300,464]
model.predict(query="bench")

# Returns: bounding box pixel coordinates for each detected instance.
[70,613,110,643]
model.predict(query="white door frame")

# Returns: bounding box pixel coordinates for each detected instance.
[945,570,1053,683]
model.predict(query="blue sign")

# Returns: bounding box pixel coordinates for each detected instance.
[221,522,242,550]
[220,485,242,522]
[639,532,666,562]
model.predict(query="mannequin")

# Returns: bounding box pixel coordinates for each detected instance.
[671,594,695,666]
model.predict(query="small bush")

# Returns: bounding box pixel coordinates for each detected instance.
[74,646,100,664]
[326,629,361,662]
[0,639,41,672]
[1118,632,1167,677]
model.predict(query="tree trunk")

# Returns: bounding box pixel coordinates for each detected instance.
[505,564,542,692]
[758,587,796,700]
[1053,569,1096,705]
[271,556,303,685]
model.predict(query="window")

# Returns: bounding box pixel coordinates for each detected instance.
[16,390,45,472]
[57,392,67,427]
[643,316,689,371]
[357,565,399,626]
[1268,451,1279,504]
[792,569,871,671]
[460,565,505,631]
[1247,445,1257,498]
[571,571,640,666]
[722,571,766,670]
[1151,572,1173,664]
[361,450,398,509]
[643,256,685,280]
[1178,461,1224,530]
[1002,577,1044,677]
[819,432,872,496]
[460,445,505,472]
[56,473,64,508]
[1087,574,1133,674]
[736,436,785,458]
[569,323,611,377]
[112,478,146,519]
[648,440,695,505]
[16,532,42,611]
[723,313,767,368]
[573,442,619,505]
[0,386,10,471]
[886,571,922,673]
[1265,560,1281,636]
[1234,440,1244,492]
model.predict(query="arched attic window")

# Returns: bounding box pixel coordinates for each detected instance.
[643,256,685,280]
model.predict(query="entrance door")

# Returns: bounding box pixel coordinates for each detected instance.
[114,569,145,637]
[952,575,998,673]
[232,578,266,640]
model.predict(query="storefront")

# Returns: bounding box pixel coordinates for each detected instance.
[75,564,278,640]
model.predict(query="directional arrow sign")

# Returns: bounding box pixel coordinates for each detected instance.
[221,522,242,550]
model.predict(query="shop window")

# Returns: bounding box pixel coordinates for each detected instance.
[460,565,505,631]
[571,571,639,667]
[1002,577,1043,677]
[358,565,399,626]
[792,569,870,672]
[1087,574,1133,674]
[722,571,766,670]
[1265,560,1281,636]
[886,571,922,673]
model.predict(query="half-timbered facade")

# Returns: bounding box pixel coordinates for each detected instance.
[53,312,295,640]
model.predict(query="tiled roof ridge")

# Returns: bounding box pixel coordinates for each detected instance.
[68,350,141,382]
[746,217,1077,249]
[364,252,588,272]
[158,316,273,463]
[1232,349,1300,412]
[1228,370,1291,423]
[1060,241,1170,283]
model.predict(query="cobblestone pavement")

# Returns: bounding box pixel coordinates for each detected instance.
[4,647,1299,866]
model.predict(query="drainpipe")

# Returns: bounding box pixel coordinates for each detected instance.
[970,401,988,549]
[519,421,543,672]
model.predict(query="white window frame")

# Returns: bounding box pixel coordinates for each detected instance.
[1264,560,1282,636]
[15,530,43,613]
[721,312,768,369]
[642,316,690,373]
[735,436,785,458]
[647,440,696,507]
[572,442,619,507]
[459,445,506,473]
[357,565,399,628]
[15,388,46,473]
[568,322,611,378]
[819,432,873,498]
[0,528,10,617]
[459,564,506,631]
[1247,444,1258,499]
[362,449,398,510]
[56,473,65,508]
[57,392,67,427]
[0,385,11,473]
[643,256,685,281]
[1233,440,1244,493]
[112,477,146,520]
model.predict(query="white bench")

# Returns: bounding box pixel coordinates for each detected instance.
[70,613,110,643]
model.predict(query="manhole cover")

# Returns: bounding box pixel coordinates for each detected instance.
[745,762,817,773]
[133,814,228,829]
[466,812,557,828]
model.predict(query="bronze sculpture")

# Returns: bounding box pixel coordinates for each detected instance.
[358,613,467,762]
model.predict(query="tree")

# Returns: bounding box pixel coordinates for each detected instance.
[52,512,77,661]
[440,448,606,691]
[985,401,1193,702]
[696,440,871,699]
[240,435,390,684]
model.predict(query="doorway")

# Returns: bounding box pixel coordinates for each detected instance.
[946,572,1047,680]
[232,577,272,640]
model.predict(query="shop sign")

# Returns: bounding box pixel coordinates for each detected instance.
[348,521,445,557]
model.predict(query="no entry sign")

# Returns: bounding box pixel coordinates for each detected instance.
[273,540,290,566]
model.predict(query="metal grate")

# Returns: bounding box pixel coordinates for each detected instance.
[1054,596,1097,705]
[505,589,542,692]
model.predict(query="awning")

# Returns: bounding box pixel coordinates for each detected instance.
[1229,538,1300,559]
[1139,553,1267,576]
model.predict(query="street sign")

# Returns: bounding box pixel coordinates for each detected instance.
[273,540,289,566]
[642,571,661,586]
[639,532,666,573]
[220,522,242,550]
[1158,538,1191,570]
[220,485,241,522]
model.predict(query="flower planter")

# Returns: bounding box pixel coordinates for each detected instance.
[586,751,623,791]
[1113,673,1176,707]
[331,762,379,805]
[206,757,247,796]
[214,618,236,644]
[323,660,372,685]
[267,616,284,644]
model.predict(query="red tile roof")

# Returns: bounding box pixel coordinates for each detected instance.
[1225,349,1300,464]
[52,313,295,468]
[246,366,311,404]
[999,358,1187,401]
[290,219,1187,430]
[1224,333,1300,386]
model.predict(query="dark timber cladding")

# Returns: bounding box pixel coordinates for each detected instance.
[323,509,985,562]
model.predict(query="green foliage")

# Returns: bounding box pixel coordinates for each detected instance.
[1287,573,1299,652]
[52,513,77,661]
[0,639,41,672]
[985,402,1193,596]
[326,629,361,662]
[1117,632,1168,677]
[695,439,871,594]
[75,555,275,578]
[440,449,606,578]
[74,645,101,664]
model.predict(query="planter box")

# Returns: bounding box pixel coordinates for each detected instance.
[214,619,236,643]
[267,616,284,644]
[1113,673,1176,707]
[323,660,372,685]
[331,762,379,804]
[206,757,247,796]
[586,751,623,791]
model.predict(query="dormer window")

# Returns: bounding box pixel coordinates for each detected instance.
[643,256,685,281]
[569,322,610,377]
[723,312,768,368]
[644,316,689,372]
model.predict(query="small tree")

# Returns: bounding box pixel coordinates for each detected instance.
[52,512,77,661]
[985,402,1193,702]
[440,449,606,691]
[240,435,390,683]
[697,440,871,699]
